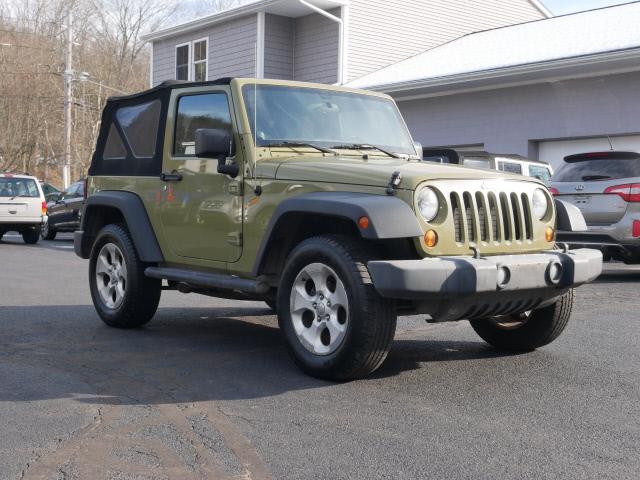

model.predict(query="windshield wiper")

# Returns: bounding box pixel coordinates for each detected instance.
[266,141,337,155]
[330,143,400,159]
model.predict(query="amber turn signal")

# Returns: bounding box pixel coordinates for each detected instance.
[424,230,438,248]
[358,216,370,229]
[545,226,555,242]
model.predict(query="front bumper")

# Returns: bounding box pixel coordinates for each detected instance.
[368,248,602,299]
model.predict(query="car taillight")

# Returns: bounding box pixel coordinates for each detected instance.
[604,184,640,202]
[633,220,640,238]
[41,201,47,216]
[548,187,560,196]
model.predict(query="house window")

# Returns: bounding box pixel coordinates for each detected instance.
[192,39,208,82]
[176,43,190,81]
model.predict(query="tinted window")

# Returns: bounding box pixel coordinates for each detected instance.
[499,161,523,174]
[61,183,80,199]
[0,178,39,197]
[116,100,161,158]
[553,158,640,182]
[529,165,552,182]
[174,93,232,156]
[103,124,127,160]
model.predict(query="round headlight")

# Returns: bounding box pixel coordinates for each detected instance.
[417,187,440,222]
[532,188,549,220]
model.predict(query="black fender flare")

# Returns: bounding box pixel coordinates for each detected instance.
[78,190,163,262]
[252,192,423,275]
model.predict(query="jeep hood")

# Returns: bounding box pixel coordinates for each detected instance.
[259,156,539,190]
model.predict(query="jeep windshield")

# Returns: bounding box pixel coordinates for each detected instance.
[242,84,416,156]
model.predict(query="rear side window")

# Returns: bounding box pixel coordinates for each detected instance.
[174,93,232,156]
[529,165,552,182]
[553,158,640,182]
[116,101,161,158]
[91,93,167,177]
[0,178,39,197]
[498,161,523,175]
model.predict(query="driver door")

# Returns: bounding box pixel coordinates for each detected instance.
[159,88,243,263]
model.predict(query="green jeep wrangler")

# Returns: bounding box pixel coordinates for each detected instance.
[75,78,602,380]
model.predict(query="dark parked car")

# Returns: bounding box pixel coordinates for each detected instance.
[42,180,85,240]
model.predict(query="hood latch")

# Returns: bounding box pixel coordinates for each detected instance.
[386,171,402,195]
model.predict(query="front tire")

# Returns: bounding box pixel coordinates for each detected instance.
[89,224,161,328]
[22,228,40,244]
[469,289,574,351]
[277,235,396,381]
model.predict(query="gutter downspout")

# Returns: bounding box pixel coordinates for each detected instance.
[298,0,347,84]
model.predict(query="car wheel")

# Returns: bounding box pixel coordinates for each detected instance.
[89,224,161,328]
[41,221,57,240]
[22,228,40,244]
[277,235,396,381]
[469,289,574,351]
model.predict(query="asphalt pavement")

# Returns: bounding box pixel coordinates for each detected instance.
[0,233,638,479]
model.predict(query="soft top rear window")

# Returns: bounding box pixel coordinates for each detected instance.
[553,158,640,182]
[0,178,39,197]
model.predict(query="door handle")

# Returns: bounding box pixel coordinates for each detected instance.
[160,172,183,182]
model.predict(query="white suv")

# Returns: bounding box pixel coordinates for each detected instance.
[0,173,47,244]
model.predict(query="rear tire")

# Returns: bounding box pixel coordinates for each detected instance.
[89,224,161,328]
[469,289,574,351]
[277,235,396,381]
[41,221,57,240]
[22,228,40,244]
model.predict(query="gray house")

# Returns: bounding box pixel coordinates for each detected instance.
[347,3,640,168]
[145,0,550,87]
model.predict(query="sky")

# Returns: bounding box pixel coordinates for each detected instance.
[543,0,635,15]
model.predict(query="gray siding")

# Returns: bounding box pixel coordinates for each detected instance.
[294,9,340,84]
[151,14,257,86]
[264,14,294,80]
[397,71,640,167]
[347,0,546,82]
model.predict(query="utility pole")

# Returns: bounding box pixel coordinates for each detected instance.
[63,12,73,189]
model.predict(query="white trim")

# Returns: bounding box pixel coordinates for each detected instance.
[142,0,349,43]
[363,48,640,95]
[298,0,345,84]
[256,11,265,78]
[529,0,553,18]
[340,4,349,84]
[192,37,209,81]
[175,41,191,81]
[149,42,154,87]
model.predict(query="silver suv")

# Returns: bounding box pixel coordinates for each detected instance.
[551,151,640,264]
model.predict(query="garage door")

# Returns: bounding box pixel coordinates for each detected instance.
[539,135,640,169]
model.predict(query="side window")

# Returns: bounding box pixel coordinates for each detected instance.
[174,93,232,156]
[499,161,523,175]
[103,123,127,160]
[61,183,79,200]
[176,44,189,81]
[115,100,161,158]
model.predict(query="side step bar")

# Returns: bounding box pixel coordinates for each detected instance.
[145,267,270,295]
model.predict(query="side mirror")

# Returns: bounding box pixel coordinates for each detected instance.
[195,128,238,178]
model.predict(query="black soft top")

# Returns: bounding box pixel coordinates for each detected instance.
[106,78,234,104]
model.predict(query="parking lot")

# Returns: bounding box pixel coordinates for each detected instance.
[0,234,638,480]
